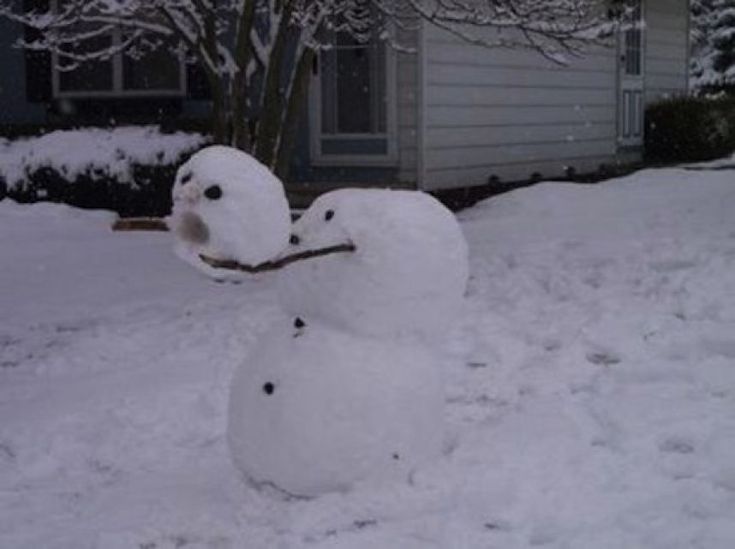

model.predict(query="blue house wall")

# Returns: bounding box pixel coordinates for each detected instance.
[0,19,45,125]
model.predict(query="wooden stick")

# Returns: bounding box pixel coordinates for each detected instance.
[112,218,169,232]
[199,243,356,273]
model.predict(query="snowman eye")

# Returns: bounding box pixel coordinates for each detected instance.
[262,382,275,395]
[204,185,223,200]
[324,209,335,221]
[180,172,193,185]
[294,317,306,329]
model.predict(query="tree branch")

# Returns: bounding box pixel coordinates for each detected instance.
[199,242,357,273]
[112,217,170,232]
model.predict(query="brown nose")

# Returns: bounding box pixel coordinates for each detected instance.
[175,211,210,245]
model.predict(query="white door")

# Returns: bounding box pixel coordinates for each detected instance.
[618,0,645,147]
[310,33,396,166]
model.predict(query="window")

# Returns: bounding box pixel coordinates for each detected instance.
[320,35,387,136]
[624,1,643,76]
[311,29,395,164]
[52,2,184,98]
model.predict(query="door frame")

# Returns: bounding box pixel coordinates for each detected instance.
[617,0,646,148]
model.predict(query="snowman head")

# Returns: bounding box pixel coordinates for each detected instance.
[279,188,469,338]
[170,145,291,268]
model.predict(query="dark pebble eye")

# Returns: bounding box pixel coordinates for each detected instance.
[180,172,193,185]
[289,234,300,245]
[262,382,275,395]
[324,209,335,221]
[392,453,400,460]
[294,317,305,329]
[204,185,222,200]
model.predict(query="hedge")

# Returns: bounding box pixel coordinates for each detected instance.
[645,95,735,163]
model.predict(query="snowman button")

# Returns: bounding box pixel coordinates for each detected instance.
[289,234,300,245]
[294,317,306,329]
[262,382,275,395]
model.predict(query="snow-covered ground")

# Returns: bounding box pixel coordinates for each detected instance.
[1,167,734,548]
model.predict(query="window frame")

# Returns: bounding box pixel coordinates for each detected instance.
[309,34,398,167]
[50,1,186,99]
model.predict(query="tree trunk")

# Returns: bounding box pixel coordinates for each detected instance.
[230,0,258,151]
[253,3,297,167]
[274,48,315,180]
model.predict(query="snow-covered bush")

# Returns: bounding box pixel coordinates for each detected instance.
[645,96,735,163]
[0,126,208,216]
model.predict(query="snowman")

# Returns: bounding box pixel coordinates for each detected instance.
[226,188,470,497]
[168,145,291,278]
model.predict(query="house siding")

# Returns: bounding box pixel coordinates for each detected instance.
[419,25,620,191]
[645,0,690,104]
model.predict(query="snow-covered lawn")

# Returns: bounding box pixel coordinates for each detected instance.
[1,167,734,548]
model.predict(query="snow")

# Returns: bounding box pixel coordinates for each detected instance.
[278,189,469,340]
[1,166,735,548]
[0,126,208,189]
[228,318,444,497]
[169,145,291,274]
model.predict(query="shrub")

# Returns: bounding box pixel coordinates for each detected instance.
[0,126,207,216]
[6,163,182,218]
[645,95,735,163]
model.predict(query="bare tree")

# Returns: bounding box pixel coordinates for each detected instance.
[0,0,623,178]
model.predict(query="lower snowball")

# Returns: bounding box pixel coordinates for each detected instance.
[227,319,445,497]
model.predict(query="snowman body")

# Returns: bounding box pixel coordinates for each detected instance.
[227,188,468,496]
[169,145,290,276]
[227,319,444,497]
[277,189,469,339]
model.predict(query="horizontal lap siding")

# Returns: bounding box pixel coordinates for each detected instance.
[645,0,689,104]
[420,27,618,190]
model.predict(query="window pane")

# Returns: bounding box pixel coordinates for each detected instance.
[123,46,181,91]
[58,34,114,92]
[320,41,387,135]
[624,2,642,76]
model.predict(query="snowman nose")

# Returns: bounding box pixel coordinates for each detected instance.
[176,183,202,206]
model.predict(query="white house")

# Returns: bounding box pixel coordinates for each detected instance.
[306,0,690,191]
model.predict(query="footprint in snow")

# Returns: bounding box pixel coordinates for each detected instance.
[586,351,621,367]
[659,436,696,455]
[649,259,697,273]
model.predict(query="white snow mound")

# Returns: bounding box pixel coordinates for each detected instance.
[227,318,445,497]
[278,189,469,339]
[169,145,291,274]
